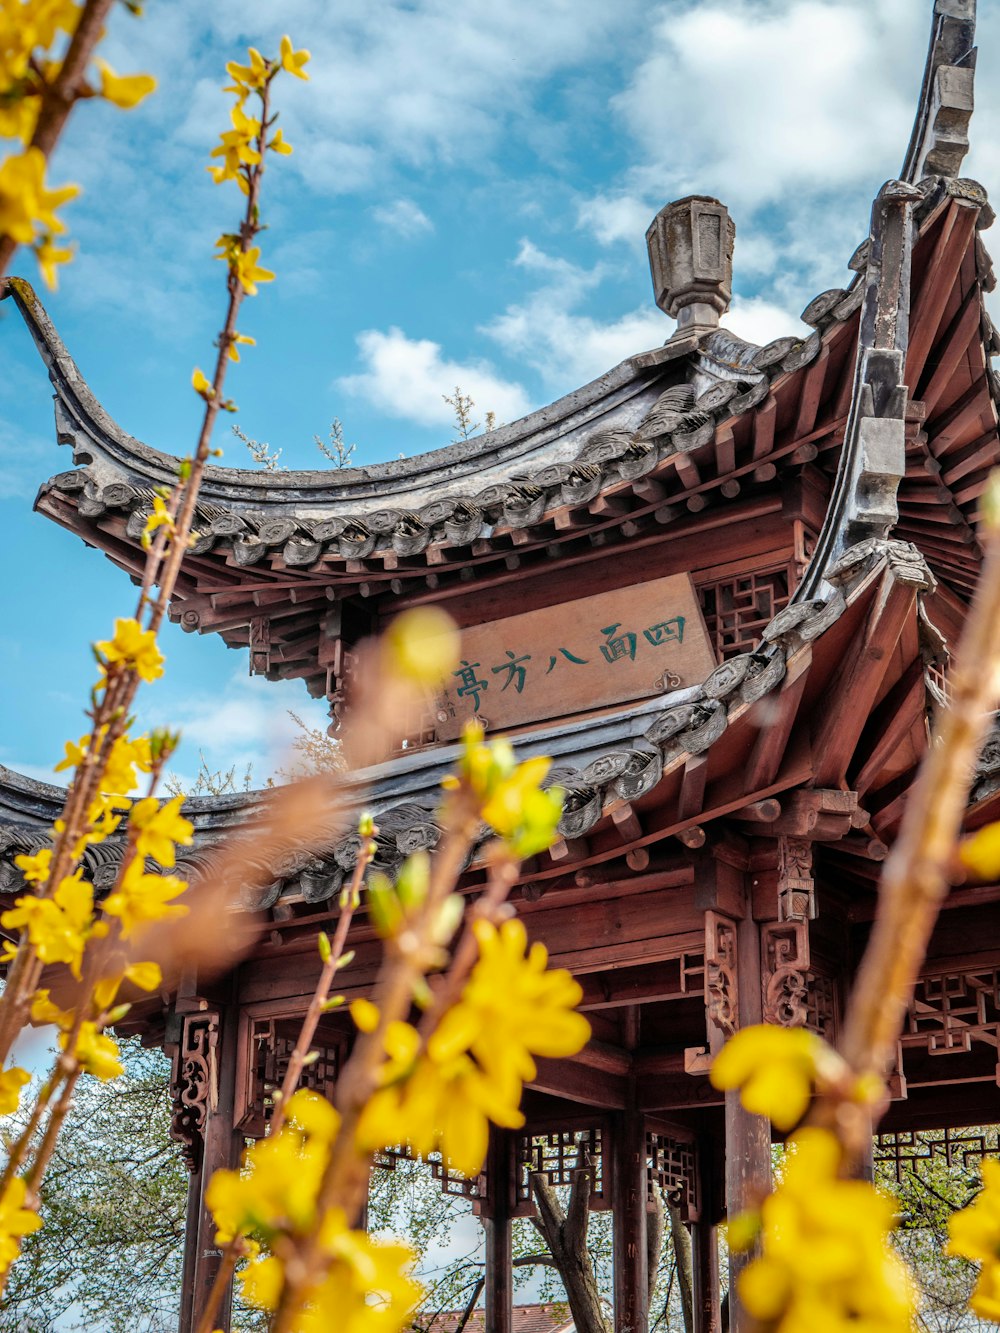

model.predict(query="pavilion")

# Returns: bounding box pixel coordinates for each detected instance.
[1,3,998,1330]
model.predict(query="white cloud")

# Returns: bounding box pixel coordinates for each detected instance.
[337,327,532,430]
[371,198,434,238]
[614,0,923,213]
[483,241,666,388]
[577,193,654,250]
[146,672,331,792]
[724,295,805,347]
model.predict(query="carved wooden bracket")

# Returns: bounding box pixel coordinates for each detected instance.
[761,920,810,1028]
[704,910,738,1038]
[777,835,816,921]
[249,615,271,675]
[168,1010,220,1173]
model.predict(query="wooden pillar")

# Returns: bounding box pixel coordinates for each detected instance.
[173,1001,242,1333]
[725,912,771,1333]
[612,1111,648,1333]
[484,1130,515,1333]
[691,1141,721,1333]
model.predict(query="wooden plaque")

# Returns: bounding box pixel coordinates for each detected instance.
[435,573,716,739]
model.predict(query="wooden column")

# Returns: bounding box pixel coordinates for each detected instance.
[612,1111,648,1333]
[174,1000,242,1333]
[691,1141,721,1333]
[484,1130,515,1333]
[725,911,771,1333]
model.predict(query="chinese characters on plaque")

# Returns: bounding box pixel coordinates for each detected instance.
[434,572,715,739]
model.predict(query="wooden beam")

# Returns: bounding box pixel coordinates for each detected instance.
[726,909,771,1333]
[942,426,1000,485]
[929,382,993,459]
[484,1132,515,1333]
[792,344,830,441]
[612,1111,649,1333]
[752,397,776,460]
[905,201,970,383]
[850,659,927,796]
[812,576,917,788]
[528,1058,627,1109]
[919,285,982,414]
[744,648,811,791]
[679,754,709,822]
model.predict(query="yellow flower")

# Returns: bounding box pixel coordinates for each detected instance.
[1,872,94,978]
[95,617,165,683]
[299,1219,420,1333]
[207,1091,338,1241]
[279,35,310,81]
[0,1177,42,1276]
[13,848,51,885]
[384,608,459,686]
[63,1022,123,1080]
[0,147,78,246]
[431,918,590,1093]
[229,245,274,296]
[33,233,73,289]
[737,1129,914,1331]
[268,128,292,155]
[358,1048,523,1179]
[710,1023,837,1132]
[141,494,174,549]
[208,101,262,185]
[93,959,163,1013]
[227,331,256,362]
[225,46,270,93]
[94,60,156,109]
[101,857,187,940]
[0,1067,30,1115]
[128,794,193,867]
[446,727,563,856]
[948,1158,1000,1318]
[30,989,74,1030]
[0,94,39,145]
[192,366,213,399]
[959,823,1000,880]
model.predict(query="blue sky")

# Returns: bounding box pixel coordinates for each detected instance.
[4,0,1000,788]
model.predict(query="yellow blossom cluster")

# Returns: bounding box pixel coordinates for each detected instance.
[735,1128,914,1330]
[95,617,165,684]
[0,0,155,287]
[355,918,590,1177]
[207,1090,421,1329]
[0,1179,42,1272]
[445,724,564,859]
[948,1158,1000,1319]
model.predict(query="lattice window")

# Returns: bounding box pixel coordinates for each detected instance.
[246,1018,340,1134]
[646,1131,699,1222]
[805,974,838,1042]
[372,1145,485,1201]
[902,971,1000,1056]
[517,1126,607,1210]
[874,1127,1000,1184]
[698,567,790,660]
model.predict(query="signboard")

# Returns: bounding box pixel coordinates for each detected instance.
[435,573,716,739]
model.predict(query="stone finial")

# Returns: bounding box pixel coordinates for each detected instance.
[646,195,735,334]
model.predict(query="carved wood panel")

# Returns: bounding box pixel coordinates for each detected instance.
[169,1011,219,1173]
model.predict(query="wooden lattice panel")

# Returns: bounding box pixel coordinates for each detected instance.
[646,1131,699,1222]
[874,1127,1000,1184]
[372,1145,485,1202]
[902,970,1000,1057]
[244,1018,340,1135]
[698,566,791,660]
[516,1125,607,1211]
